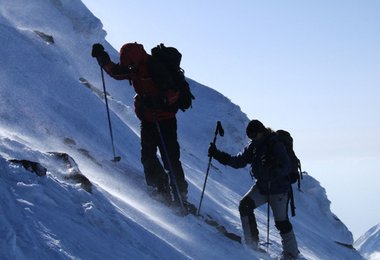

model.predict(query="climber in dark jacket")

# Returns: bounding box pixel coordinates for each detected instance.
[208,119,299,259]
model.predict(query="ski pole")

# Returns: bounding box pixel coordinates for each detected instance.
[197,121,224,216]
[100,67,121,162]
[266,181,272,253]
[154,117,186,214]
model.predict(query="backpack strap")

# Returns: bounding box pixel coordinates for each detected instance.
[289,185,296,217]
[264,133,283,172]
[264,133,276,155]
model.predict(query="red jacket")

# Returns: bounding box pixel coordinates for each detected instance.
[102,43,178,123]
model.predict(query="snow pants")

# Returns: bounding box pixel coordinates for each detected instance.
[239,185,298,256]
[140,118,188,197]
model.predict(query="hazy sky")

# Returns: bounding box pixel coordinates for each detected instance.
[81,0,380,239]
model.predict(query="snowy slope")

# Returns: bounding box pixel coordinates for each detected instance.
[355,224,380,260]
[0,0,362,259]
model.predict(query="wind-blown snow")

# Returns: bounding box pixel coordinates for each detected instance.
[0,0,363,259]
[355,224,380,260]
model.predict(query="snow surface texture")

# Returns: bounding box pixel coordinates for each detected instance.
[355,224,380,260]
[0,0,364,259]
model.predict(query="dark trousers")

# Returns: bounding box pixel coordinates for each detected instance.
[140,118,188,195]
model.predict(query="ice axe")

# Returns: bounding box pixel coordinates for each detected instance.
[100,67,121,163]
[197,121,224,215]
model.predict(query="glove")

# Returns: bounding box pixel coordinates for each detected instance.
[208,142,217,158]
[91,43,104,57]
[209,143,230,165]
[91,43,110,66]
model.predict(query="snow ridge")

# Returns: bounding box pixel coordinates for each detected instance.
[355,223,380,260]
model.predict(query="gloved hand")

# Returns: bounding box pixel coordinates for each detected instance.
[208,142,217,158]
[91,43,110,66]
[91,43,104,57]
[208,143,230,165]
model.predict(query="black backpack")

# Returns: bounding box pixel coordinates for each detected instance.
[150,43,195,111]
[268,130,302,217]
[276,130,302,189]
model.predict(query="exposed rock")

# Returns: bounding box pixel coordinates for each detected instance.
[34,30,54,44]
[8,159,47,176]
[48,152,92,193]
[64,170,92,193]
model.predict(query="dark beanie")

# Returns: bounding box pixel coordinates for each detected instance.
[246,119,266,137]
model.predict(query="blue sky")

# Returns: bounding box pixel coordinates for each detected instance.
[81,0,380,239]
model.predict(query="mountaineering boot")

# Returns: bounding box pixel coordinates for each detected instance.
[241,216,265,252]
[179,192,197,214]
[171,190,187,207]
[238,196,265,251]
[149,181,172,206]
[280,230,299,259]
